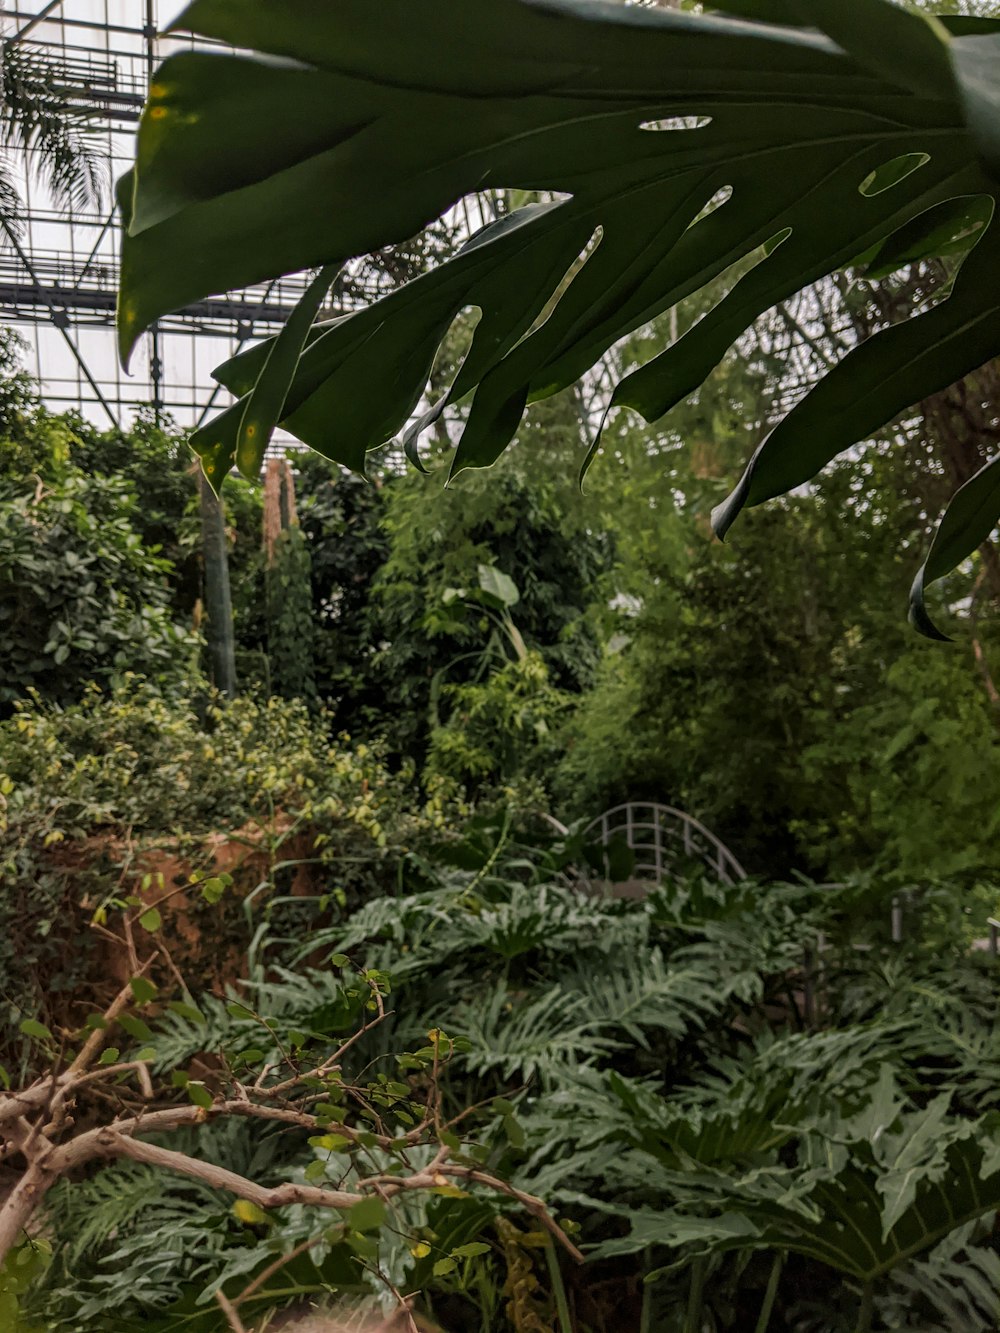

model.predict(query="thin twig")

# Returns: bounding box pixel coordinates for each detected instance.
[234,1233,323,1308]
[68,961,155,1077]
[368,1261,419,1333]
[266,992,389,1096]
[373,1165,584,1263]
[215,1289,248,1333]
[154,934,196,1004]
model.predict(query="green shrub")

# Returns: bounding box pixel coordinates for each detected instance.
[0,471,198,709]
[0,681,446,1062]
[0,678,412,835]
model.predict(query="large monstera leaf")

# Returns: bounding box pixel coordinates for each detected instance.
[118,0,1000,631]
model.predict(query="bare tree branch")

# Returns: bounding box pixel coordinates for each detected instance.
[215,1288,249,1333]
[59,1128,363,1210]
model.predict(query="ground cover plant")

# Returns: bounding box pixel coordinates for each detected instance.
[6,829,1000,1331]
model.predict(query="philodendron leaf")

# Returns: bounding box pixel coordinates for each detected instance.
[952,33,1000,180]
[909,454,1000,641]
[118,0,1000,621]
[800,0,954,101]
[712,220,1000,539]
[864,193,993,279]
[712,1,1000,34]
[477,564,520,609]
[233,263,339,485]
[196,202,593,478]
[592,1107,1000,1286]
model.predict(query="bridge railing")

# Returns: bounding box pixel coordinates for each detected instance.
[583,801,747,886]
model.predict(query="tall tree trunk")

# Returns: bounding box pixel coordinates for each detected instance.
[263,459,315,703]
[198,472,237,698]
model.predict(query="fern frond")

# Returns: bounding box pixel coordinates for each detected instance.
[457,985,622,1081]
[0,43,106,213]
[561,947,723,1047]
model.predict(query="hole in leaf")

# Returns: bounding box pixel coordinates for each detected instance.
[864,194,994,280]
[639,115,712,132]
[523,225,605,340]
[859,152,930,198]
[689,185,733,228]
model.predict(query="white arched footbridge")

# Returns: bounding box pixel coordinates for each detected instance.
[583,801,746,886]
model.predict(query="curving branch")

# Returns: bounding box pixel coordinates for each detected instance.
[75,1130,363,1211]
[0,950,580,1324]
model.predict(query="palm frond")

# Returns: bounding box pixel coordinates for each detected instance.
[0,158,23,234]
[0,41,106,215]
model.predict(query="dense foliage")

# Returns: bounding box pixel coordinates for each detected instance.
[0,356,196,707]
[3,335,1000,1323]
[11,836,1000,1332]
[0,677,436,1071]
[559,476,1000,884]
[8,6,1000,1317]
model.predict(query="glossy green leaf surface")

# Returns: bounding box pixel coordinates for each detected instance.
[910,454,1000,640]
[864,193,993,279]
[118,0,1000,610]
[595,1070,1000,1285]
[712,221,1000,537]
[231,264,339,485]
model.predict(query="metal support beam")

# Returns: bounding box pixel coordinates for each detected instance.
[0,1,292,424]
[0,216,119,429]
[11,0,66,43]
[0,281,308,330]
[143,0,163,421]
[1,4,485,428]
